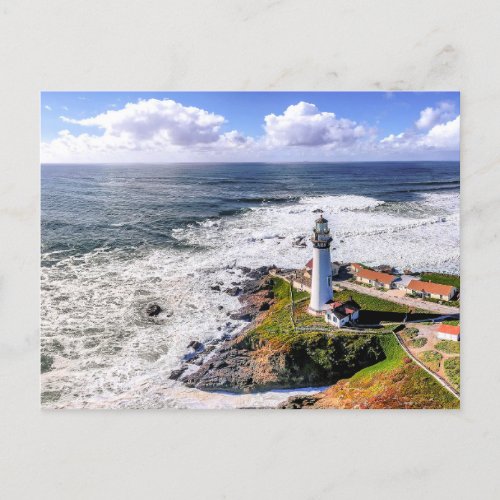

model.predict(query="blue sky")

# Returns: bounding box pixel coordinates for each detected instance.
[41,91,460,163]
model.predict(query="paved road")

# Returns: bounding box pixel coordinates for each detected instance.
[337,280,460,316]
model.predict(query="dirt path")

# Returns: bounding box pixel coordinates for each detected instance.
[338,280,460,316]
[393,331,460,399]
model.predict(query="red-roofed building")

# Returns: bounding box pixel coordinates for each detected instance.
[350,263,364,274]
[406,280,457,301]
[355,268,397,289]
[304,259,340,278]
[436,324,460,342]
[324,299,361,328]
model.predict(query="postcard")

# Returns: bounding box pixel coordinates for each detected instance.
[41,91,460,409]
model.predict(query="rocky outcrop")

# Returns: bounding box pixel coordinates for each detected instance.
[146,303,162,316]
[181,332,384,393]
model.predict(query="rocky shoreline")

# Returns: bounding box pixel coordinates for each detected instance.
[169,266,385,399]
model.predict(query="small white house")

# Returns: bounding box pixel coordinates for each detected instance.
[436,324,460,342]
[324,300,360,328]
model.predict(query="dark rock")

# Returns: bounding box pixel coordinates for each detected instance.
[259,302,271,311]
[187,340,203,351]
[230,312,253,322]
[217,305,224,311]
[211,285,221,291]
[231,281,241,286]
[184,330,385,394]
[169,366,187,380]
[312,208,322,213]
[146,303,162,316]
[239,266,251,275]
[225,287,242,296]
[279,395,321,409]
[265,291,275,299]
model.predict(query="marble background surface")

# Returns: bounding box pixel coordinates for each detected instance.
[1,1,499,498]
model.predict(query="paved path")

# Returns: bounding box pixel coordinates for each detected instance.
[337,280,460,316]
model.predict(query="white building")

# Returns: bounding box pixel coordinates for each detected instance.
[308,214,334,315]
[324,300,361,328]
[436,324,460,342]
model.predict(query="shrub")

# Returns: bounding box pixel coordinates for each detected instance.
[435,340,460,354]
[418,350,442,371]
[444,357,460,391]
[410,337,428,348]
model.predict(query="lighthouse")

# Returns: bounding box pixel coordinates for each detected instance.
[308,213,334,314]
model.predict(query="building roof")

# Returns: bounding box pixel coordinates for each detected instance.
[327,299,361,319]
[351,263,363,270]
[356,268,396,285]
[396,275,420,288]
[306,259,338,270]
[437,324,460,336]
[407,280,455,296]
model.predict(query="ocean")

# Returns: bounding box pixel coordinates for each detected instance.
[41,161,460,408]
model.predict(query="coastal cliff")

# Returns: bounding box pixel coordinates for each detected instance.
[174,271,459,409]
[178,273,384,393]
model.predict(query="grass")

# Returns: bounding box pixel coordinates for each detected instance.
[410,337,428,348]
[420,272,460,289]
[342,334,459,408]
[418,350,442,371]
[444,357,460,391]
[250,276,459,408]
[351,334,405,380]
[435,340,460,354]
[334,288,436,324]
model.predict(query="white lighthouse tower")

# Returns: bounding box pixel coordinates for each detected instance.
[308,213,334,315]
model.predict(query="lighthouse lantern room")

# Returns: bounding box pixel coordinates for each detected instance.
[308,213,334,315]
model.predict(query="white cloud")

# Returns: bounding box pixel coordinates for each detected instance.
[422,116,460,149]
[60,98,227,146]
[44,105,52,111]
[380,132,405,144]
[380,115,460,152]
[263,102,365,147]
[41,99,254,162]
[415,102,455,130]
[41,98,459,163]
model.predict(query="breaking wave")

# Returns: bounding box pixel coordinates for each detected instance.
[41,190,459,409]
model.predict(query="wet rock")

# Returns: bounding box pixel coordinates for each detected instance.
[217,305,224,311]
[231,281,241,286]
[312,208,322,213]
[229,311,253,322]
[279,395,321,409]
[259,302,271,311]
[239,266,251,275]
[225,286,242,296]
[211,285,221,291]
[169,366,187,380]
[146,303,162,316]
[187,340,203,351]
[292,236,307,248]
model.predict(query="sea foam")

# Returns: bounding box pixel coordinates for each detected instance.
[41,191,459,409]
